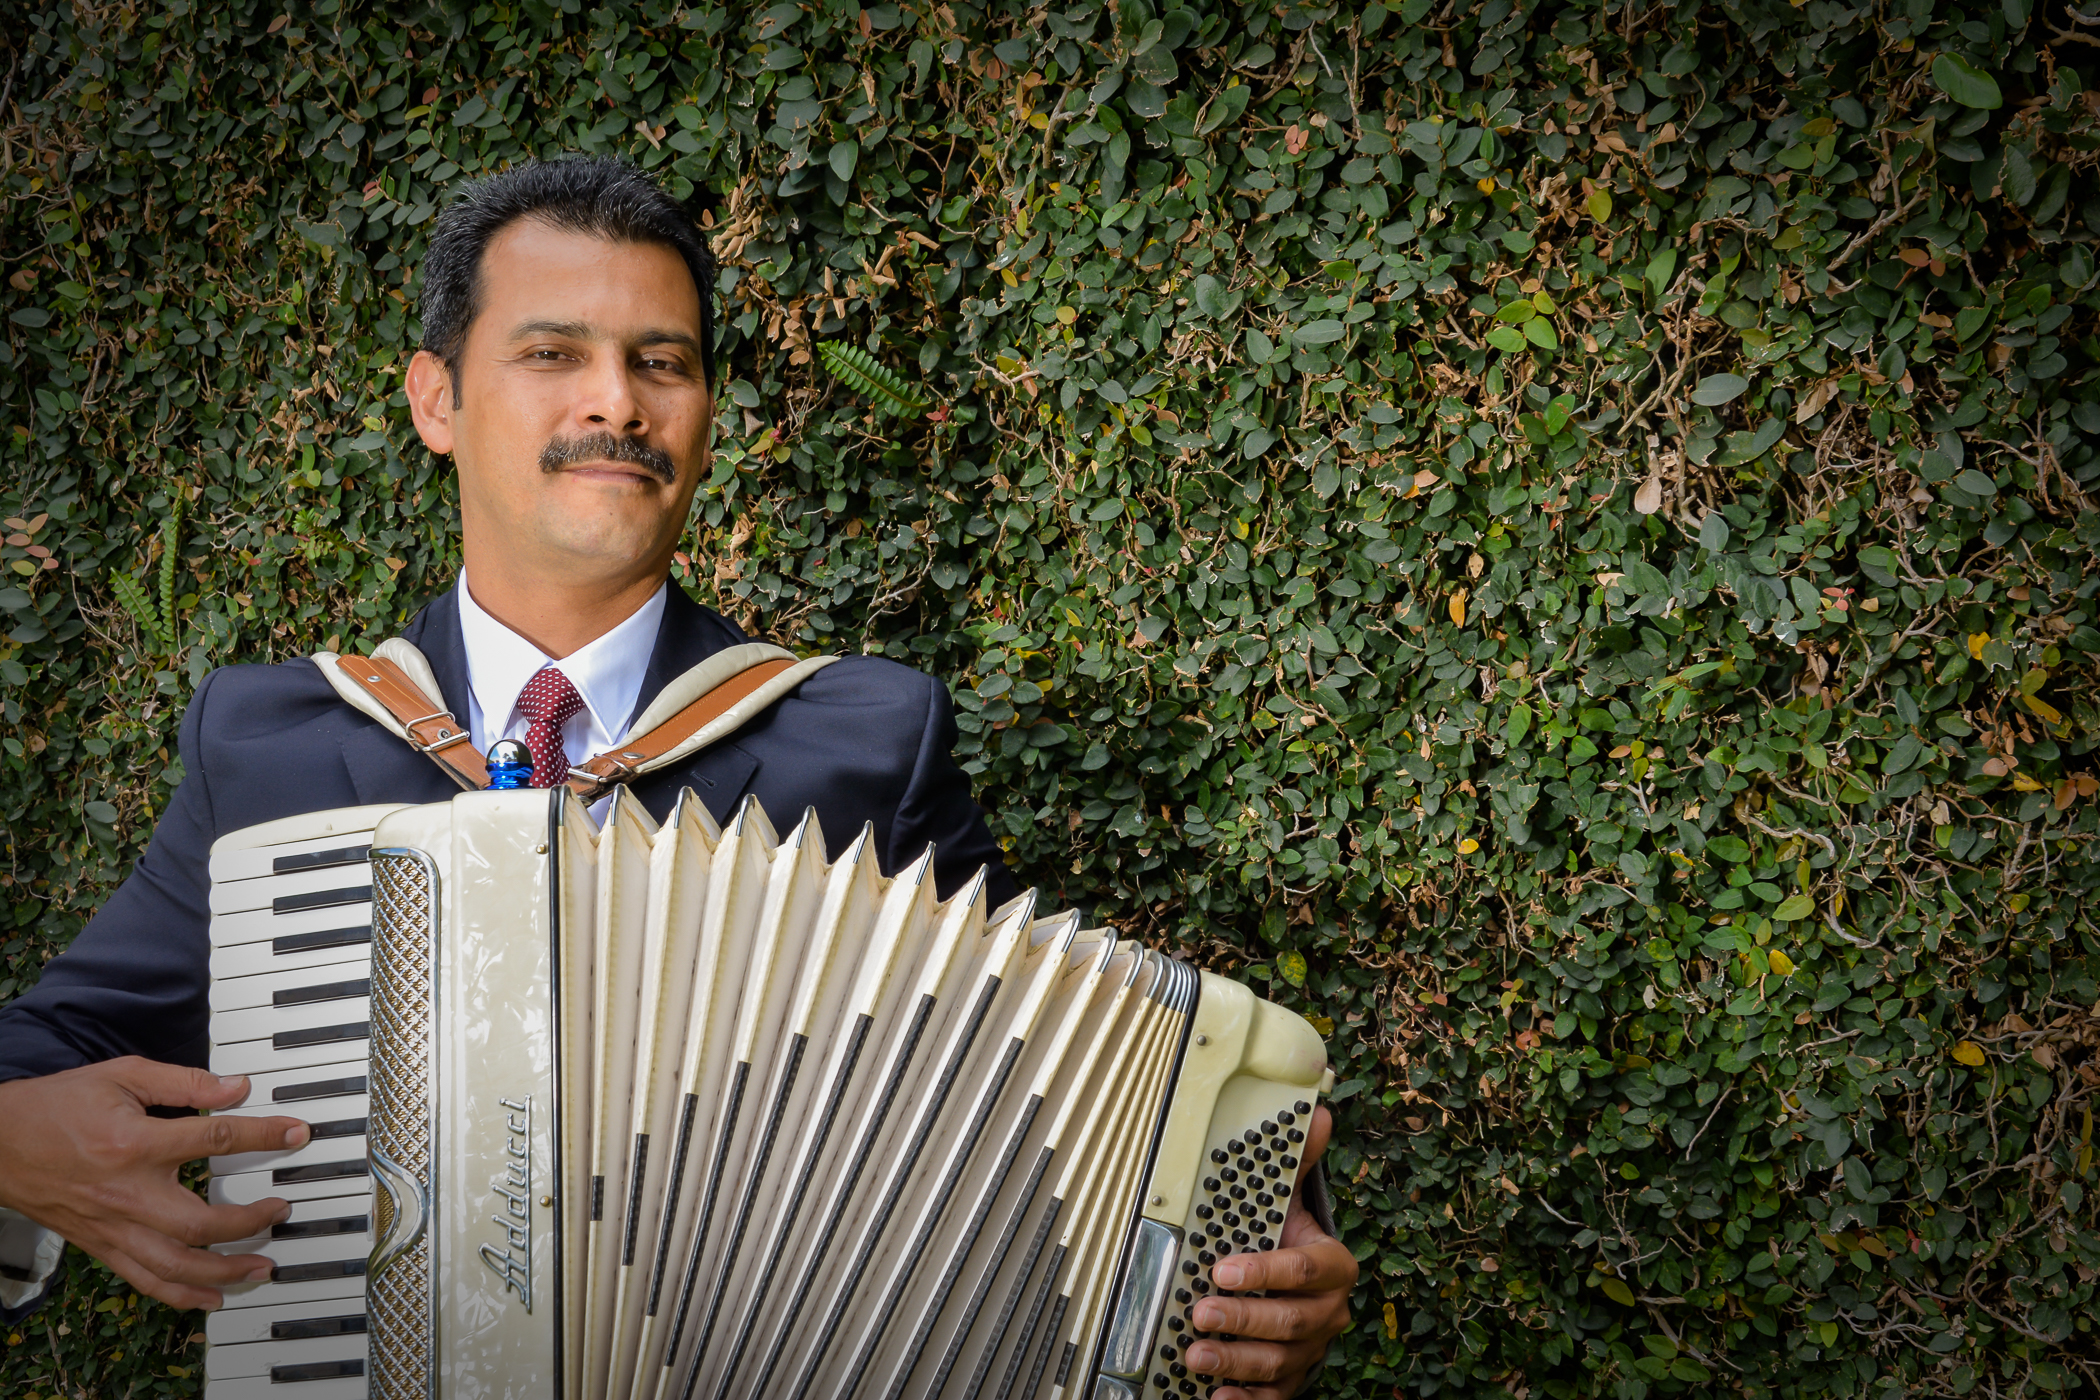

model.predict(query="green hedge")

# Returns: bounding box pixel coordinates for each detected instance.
[5,0,2100,1395]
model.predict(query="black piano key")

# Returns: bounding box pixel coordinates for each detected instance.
[307,1117,366,1141]
[269,1313,367,1341]
[273,1214,369,1241]
[273,1021,369,1051]
[272,886,372,916]
[272,1075,366,1104]
[270,1257,366,1283]
[273,978,371,1008]
[270,1357,366,1381]
[272,1160,368,1186]
[272,926,371,956]
[271,845,371,875]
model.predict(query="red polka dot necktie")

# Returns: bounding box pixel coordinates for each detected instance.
[514,666,585,789]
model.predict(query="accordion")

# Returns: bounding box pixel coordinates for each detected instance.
[203,788,1330,1400]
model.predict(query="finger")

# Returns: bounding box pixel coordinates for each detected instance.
[1212,1236,1354,1293]
[1181,1336,1300,1388]
[1188,1291,1326,1342]
[151,1111,310,1167]
[1209,1387,1293,1400]
[109,1217,277,1292]
[93,1239,229,1312]
[103,1057,257,1113]
[153,1190,294,1249]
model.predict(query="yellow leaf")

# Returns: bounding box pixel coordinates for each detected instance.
[1458,838,1480,854]
[2011,772,2045,792]
[1968,632,1990,660]
[1952,1040,1987,1067]
[1602,1277,1636,1306]
[1055,305,1077,325]
[1383,1301,1399,1340]
[1476,176,1496,193]
[1769,948,1795,976]
[2019,693,2064,725]
[1449,588,1468,627]
[1308,1014,1335,1036]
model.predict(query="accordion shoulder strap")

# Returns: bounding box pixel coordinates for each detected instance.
[310,637,838,799]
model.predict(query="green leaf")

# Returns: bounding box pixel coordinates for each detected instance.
[1698,512,1732,551]
[1857,545,1899,585]
[1294,319,1346,346]
[1523,317,1559,350]
[828,139,859,180]
[84,800,120,825]
[1588,188,1612,221]
[1278,949,1307,986]
[1691,373,1749,406]
[1645,246,1678,298]
[1932,52,2003,109]
[2000,147,2035,205]
[1486,324,1529,353]
[1773,894,1815,921]
[1505,702,1533,746]
[1245,328,1276,361]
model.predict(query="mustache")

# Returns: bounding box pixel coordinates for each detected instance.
[538,431,677,484]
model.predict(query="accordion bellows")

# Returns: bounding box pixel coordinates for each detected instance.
[203,789,1329,1400]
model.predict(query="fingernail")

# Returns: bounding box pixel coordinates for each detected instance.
[1185,1343,1217,1370]
[218,1075,245,1088]
[273,1202,293,1225]
[1192,1302,1220,1330]
[247,1264,273,1282]
[1213,1261,1243,1288]
[283,1124,309,1148]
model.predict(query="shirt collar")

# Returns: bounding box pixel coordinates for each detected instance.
[455,573,668,746]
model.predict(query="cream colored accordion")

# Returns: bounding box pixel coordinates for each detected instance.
[202,788,1330,1400]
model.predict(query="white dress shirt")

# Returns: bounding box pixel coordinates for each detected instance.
[456,573,666,812]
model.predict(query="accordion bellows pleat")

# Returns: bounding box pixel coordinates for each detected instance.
[200,789,1329,1400]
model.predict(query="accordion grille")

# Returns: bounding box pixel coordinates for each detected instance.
[368,849,438,1400]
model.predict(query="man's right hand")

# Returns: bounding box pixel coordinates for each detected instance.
[0,1057,310,1310]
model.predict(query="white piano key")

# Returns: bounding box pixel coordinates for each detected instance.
[213,1229,369,1285]
[213,994,372,1048]
[211,1161,371,1208]
[210,864,374,917]
[206,1291,369,1346]
[222,1057,369,1109]
[211,1124,367,1180]
[213,1193,373,1255]
[210,958,371,1014]
[205,1328,368,1380]
[209,828,380,885]
[201,1371,367,1399]
[210,1020,370,1078]
[210,900,374,951]
[210,924,372,981]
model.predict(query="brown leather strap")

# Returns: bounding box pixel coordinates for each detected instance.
[565,656,800,802]
[332,654,490,791]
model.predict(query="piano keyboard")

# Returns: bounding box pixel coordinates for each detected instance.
[205,805,407,1399]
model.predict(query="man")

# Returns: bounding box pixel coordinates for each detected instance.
[0,157,1353,1395]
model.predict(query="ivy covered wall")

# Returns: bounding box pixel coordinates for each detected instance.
[4,0,2100,1395]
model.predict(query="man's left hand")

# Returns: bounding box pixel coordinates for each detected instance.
[1183,1104,1357,1398]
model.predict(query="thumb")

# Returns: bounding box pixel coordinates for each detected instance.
[1296,1104,1334,1183]
[104,1056,253,1112]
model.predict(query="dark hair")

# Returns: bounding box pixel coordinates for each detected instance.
[418,156,716,394]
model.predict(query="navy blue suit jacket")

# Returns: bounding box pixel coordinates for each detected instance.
[0,584,1015,1083]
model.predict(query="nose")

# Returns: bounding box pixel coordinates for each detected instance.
[577,353,645,437]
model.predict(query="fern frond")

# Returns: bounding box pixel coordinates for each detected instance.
[111,570,167,650]
[818,341,927,417]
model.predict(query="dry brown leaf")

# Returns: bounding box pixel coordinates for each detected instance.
[1633,474,1663,514]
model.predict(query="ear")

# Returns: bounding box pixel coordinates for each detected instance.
[406,349,456,455]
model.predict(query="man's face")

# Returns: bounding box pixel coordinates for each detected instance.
[406,219,712,590]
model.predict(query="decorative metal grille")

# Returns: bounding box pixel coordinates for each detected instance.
[367,849,437,1400]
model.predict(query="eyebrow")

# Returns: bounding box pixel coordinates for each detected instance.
[508,319,704,354]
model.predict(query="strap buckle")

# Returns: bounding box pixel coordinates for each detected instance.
[402,711,471,754]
